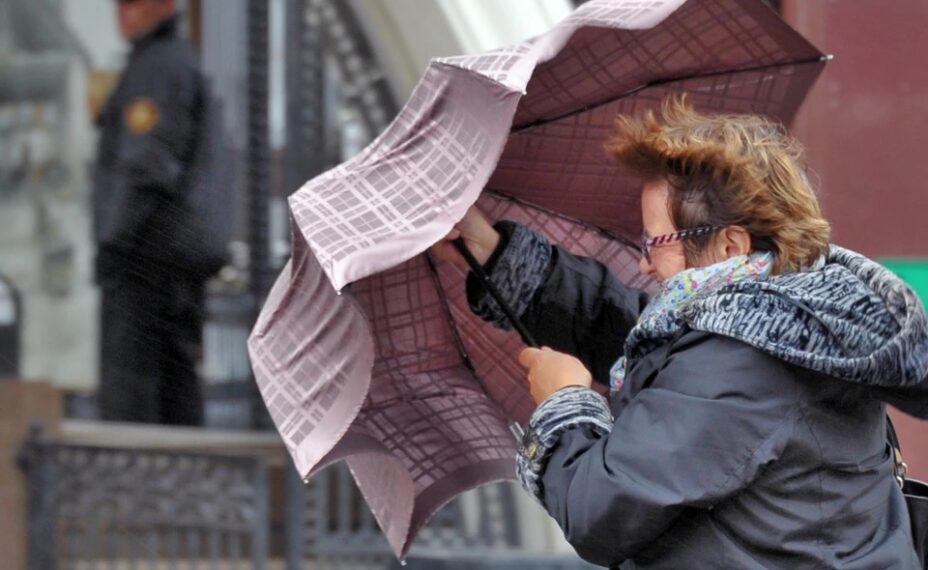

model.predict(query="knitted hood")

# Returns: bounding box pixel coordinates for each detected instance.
[681,246,928,411]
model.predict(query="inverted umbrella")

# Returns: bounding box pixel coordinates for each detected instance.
[248,0,828,559]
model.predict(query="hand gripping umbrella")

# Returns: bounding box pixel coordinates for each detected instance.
[248,0,829,559]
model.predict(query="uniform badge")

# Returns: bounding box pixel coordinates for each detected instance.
[124,97,160,134]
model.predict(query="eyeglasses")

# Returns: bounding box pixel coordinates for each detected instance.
[639,225,720,264]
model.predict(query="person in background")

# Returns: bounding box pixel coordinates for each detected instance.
[434,96,928,568]
[93,0,211,425]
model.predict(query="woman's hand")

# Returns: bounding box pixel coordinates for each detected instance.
[518,347,593,405]
[431,206,500,271]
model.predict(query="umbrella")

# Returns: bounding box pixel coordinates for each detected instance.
[248,0,828,559]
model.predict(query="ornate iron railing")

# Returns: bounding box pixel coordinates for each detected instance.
[20,425,598,569]
[288,465,530,569]
[20,438,269,570]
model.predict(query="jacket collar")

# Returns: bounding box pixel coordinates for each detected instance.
[130,12,180,56]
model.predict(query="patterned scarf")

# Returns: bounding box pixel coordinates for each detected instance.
[609,252,774,390]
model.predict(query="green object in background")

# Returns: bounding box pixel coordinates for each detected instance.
[880,259,928,305]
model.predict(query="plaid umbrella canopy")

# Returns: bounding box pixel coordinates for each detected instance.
[248,0,828,558]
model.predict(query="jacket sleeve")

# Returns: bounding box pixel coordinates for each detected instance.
[467,221,649,384]
[103,54,202,246]
[523,334,800,566]
[116,56,200,196]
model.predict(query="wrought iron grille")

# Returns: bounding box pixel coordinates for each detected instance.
[229,0,402,430]
[309,0,398,142]
[278,0,399,220]
[19,433,598,569]
[20,440,269,570]
[287,462,525,568]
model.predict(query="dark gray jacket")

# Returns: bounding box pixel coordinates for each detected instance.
[469,222,928,569]
[94,14,223,281]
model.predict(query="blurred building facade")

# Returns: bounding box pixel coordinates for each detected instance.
[0,0,97,389]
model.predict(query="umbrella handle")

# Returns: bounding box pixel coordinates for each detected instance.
[451,237,538,348]
[452,237,535,441]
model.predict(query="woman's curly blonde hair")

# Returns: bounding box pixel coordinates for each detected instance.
[606,95,830,274]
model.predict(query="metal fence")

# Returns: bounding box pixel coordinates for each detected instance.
[290,465,531,569]
[20,433,599,569]
[20,439,269,570]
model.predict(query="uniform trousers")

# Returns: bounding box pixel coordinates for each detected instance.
[98,270,204,426]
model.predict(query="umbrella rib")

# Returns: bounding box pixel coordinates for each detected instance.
[363,390,476,413]
[510,55,831,134]
[423,249,478,376]
[484,189,642,252]
[424,247,528,439]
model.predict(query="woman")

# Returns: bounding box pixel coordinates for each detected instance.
[434,97,928,568]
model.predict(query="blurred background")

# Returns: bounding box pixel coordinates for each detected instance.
[0,0,925,568]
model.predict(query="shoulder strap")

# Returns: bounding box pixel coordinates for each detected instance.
[886,414,908,488]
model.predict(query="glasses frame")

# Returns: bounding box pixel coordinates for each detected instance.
[639,225,721,264]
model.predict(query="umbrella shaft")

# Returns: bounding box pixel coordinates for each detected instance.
[452,238,538,348]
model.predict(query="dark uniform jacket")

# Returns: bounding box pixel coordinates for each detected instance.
[469,221,928,569]
[93,14,207,282]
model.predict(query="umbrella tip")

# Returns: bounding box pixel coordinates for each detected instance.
[822,54,835,61]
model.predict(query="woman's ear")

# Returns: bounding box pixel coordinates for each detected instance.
[722,226,752,258]
[712,226,751,261]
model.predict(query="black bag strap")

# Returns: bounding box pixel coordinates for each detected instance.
[886,414,909,488]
